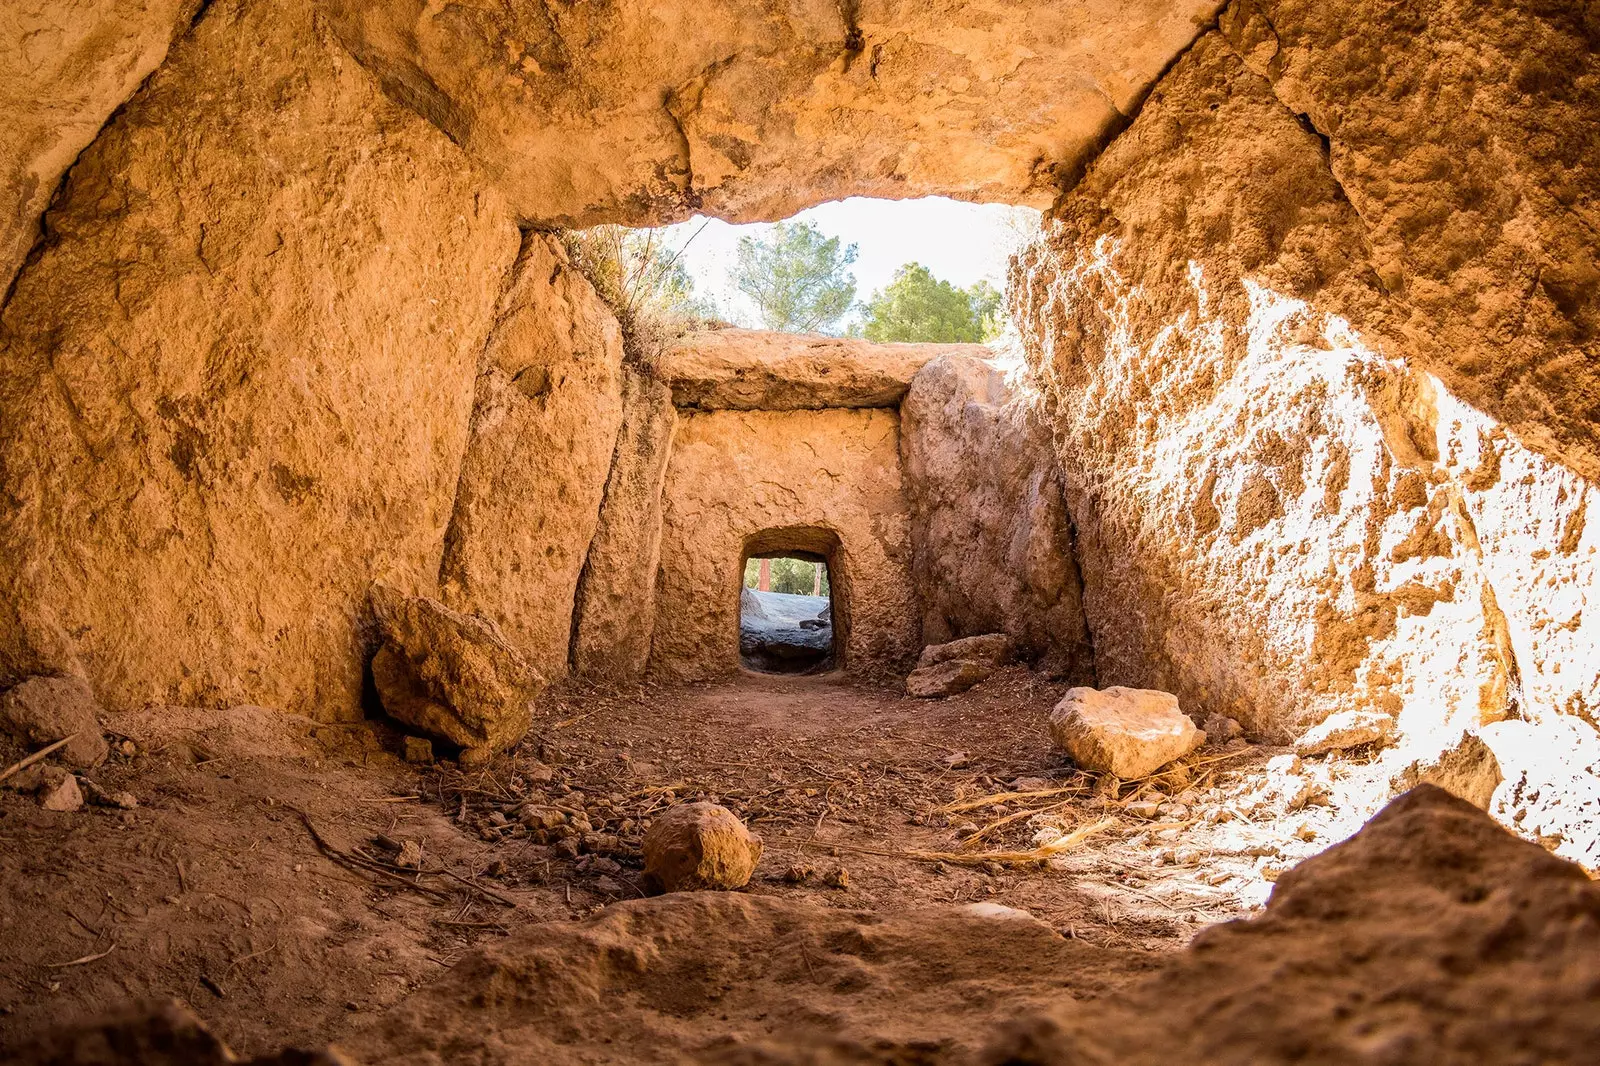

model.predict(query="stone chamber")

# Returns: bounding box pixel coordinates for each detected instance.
[1,0,1598,1061]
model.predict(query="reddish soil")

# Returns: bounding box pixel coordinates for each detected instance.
[0,668,1255,1058]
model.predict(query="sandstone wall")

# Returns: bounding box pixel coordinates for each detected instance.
[1012,17,1599,862]
[651,409,919,682]
[0,0,201,294]
[901,353,1093,680]
[662,330,976,411]
[571,368,678,684]
[323,0,1221,226]
[0,0,520,717]
[439,233,625,682]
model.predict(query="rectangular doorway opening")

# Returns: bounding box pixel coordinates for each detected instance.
[740,553,835,674]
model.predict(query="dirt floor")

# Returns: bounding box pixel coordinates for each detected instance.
[0,668,1350,1058]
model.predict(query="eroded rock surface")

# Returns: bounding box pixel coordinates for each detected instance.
[1011,11,1600,862]
[0,0,200,293]
[902,354,1093,677]
[570,368,677,684]
[0,0,519,718]
[651,408,918,682]
[324,0,1221,226]
[662,329,969,411]
[439,233,624,681]
[370,584,542,758]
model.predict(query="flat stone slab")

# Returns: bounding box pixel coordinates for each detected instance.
[661,329,991,410]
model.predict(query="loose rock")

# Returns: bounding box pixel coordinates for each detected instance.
[403,737,434,765]
[642,802,762,892]
[1202,714,1244,745]
[1048,686,1204,780]
[38,775,83,812]
[0,676,109,769]
[915,633,1014,671]
[370,583,543,758]
[905,659,995,699]
[1295,710,1396,756]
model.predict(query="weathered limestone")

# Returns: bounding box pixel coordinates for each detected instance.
[0,0,201,293]
[662,329,971,410]
[901,353,1093,676]
[324,0,1221,226]
[0,675,108,768]
[570,368,677,684]
[652,408,919,682]
[642,802,763,891]
[0,0,520,717]
[1220,0,1600,484]
[1012,12,1600,862]
[370,584,542,759]
[439,233,624,681]
[1390,732,1502,811]
[1014,34,1512,748]
[1049,687,1204,779]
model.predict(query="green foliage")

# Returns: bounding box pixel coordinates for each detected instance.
[732,221,858,333]
[743,556,830,597]
[856,263,1004,343]
[561,223,716,368]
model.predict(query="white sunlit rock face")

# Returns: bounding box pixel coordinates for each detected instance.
[1013,26,1600,865]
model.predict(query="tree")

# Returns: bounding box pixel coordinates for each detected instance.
[732,221,857,333]
[856,263,1003,343]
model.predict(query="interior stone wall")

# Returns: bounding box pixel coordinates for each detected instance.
[901,352,1094,680]
[650,408,919,682]
[0,0,521,717]
[1012,13,1600,862]
[438,232,625,683]
[0,0,202,295]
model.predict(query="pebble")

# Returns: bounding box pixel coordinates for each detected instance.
[39,775,83,812]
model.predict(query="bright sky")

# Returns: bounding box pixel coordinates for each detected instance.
[660,196,1040,329]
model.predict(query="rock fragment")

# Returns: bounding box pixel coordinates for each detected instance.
[1390,732,1502,809]
[39,774,83,812]
[1295,710,1396,756]
[905,633,1013,698]
[402,737,434,765]
[915,633,1014,670]
[0,676,109,769]
[369,584,543,760]
[906,659,995,699]
[642,802,762,892]
[1048,687,1204,780]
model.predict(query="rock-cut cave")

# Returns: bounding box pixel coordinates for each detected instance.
[1,0,1598,1062]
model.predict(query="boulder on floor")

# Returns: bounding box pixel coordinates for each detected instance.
[0,675,108,769]
[906,659,996,699]
[369,584,542,760]
[904,633,1013,698]
[1295,710,1396,756]
[643,801,763,891]
[1048,686,1203,779]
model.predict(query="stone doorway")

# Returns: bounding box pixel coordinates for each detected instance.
[739,550,835,674]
